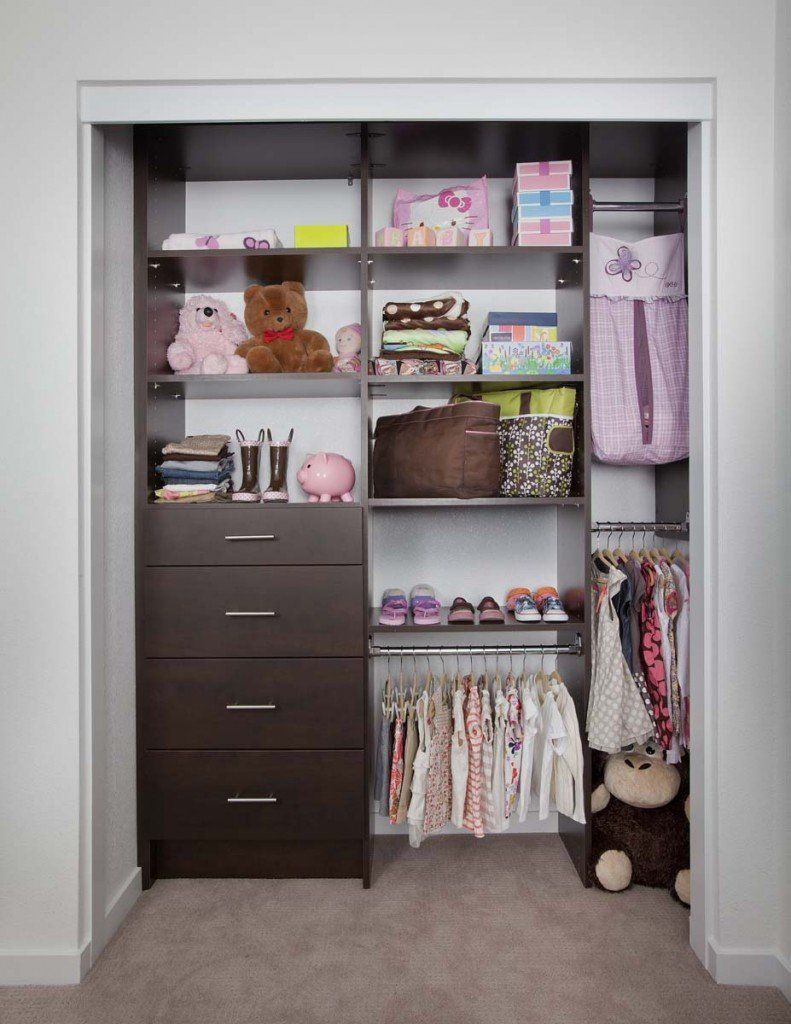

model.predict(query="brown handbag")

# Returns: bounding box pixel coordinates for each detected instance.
[372,402,500,498]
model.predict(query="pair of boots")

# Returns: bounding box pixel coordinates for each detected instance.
[232,428,293,503]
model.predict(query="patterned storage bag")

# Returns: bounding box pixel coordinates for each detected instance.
[590,232,688,465]
[495,387,577,497]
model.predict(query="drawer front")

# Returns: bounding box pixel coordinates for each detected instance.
[143,751,364,841]
[145,506,362,566]
[143,658,364,749]
[144,565,364,657]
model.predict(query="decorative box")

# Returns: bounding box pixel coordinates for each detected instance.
[294,224,349,247]
[435,226,468,247]
[468,228,494,247]
[405,225,436,247]
[373,358,398,376]
[513,160,572,193]
[375,226,405,246]
[512,218,574,246]
[513,189,574,221]
[418,360,441,375]
[487,312,558,329]
[485,324,558,344]
[481,339,571,375]
[398,359,422,375]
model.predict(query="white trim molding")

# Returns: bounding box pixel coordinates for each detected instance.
[0,941,91,987]
[708,942,791,1001]
[101,868,142,955]
[79,78,714,125]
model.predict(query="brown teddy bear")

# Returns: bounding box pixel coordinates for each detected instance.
[589,742,690,905]
[236,281,333,373]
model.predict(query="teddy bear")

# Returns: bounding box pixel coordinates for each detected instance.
[589,742,690,905]
[333,322,362,373]
[235,281,333,373]
[167,294,249,375]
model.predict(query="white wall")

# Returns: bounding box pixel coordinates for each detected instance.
[0,0,787,990]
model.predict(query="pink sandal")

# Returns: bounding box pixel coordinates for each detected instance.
[410,584,441,626]
[378,589,407,626]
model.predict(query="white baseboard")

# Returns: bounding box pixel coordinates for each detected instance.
[102,866,141,949]
[0,939,91,986]
[708,941,791,1001]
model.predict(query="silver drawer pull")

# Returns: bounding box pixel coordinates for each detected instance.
[224,534,276,541]
[225,611,276,618]
[227,795,277,804]
[226,703,277,711]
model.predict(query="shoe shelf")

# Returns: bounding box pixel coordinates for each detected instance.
[148,373,361,400]
[370,607,585,633]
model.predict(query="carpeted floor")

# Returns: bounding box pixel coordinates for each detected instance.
[1,836,788,1024]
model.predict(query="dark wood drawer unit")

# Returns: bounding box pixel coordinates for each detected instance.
[143,658,364,749]
[145,506,363,566]
[144,565,364,658]
[143,750,364,841]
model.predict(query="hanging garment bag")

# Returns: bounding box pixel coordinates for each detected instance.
[590,232,688,465]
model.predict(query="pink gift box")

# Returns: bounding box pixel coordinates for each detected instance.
[405,225,436,247]
[435,226,468,247]
[375,226,405,247]
[512,217,574,247]
[468,228,493,247]
[513,160,572,194]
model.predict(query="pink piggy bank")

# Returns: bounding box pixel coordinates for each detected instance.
[297,452,356,503]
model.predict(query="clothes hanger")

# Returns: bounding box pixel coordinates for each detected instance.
[601,529,620,568]
[535,645,548,691]
[628,528,641,561]
[612,528,628,565]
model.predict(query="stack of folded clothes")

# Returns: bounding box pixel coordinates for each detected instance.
[380,292,471,362]
[154,434,234,503]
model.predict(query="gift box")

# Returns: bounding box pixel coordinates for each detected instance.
[405,225,436,247]
[513,189,574,221]
[481,339,571,375]
[375,226,405,247]
[468,228,493,247]
[435,226,468,247]
[294,224,349,247]
[513,160,572,193]
[512,218,574,247]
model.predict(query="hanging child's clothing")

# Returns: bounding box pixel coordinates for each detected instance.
[490,683,507,833]
[517,675,540,822]
[552,679,586,824]
[671,562,691,752]
[374,691,393,815]
[407,692,431,849]
[638,560,674,750]
[480,684,496,832]
[388,707,405,825]
[462,680,484,838]
[422,688,452,835]
[502,677,523,825]
[533,680,568,820]
[395,702,418,825]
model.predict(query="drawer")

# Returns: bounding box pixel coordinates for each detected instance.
[144,565,364,657]
[142,750,364,841]
[142,659,364,749]
[145,506,362,566]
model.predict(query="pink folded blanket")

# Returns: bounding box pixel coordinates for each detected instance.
[162,231,282,251]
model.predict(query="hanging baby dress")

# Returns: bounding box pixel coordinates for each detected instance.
[462,679,484,838]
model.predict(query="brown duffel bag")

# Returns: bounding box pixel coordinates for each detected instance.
[372,402,500,498]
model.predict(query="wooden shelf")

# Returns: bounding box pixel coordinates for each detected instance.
[147,248,362,291]
[367,245,583,256]
[148,373,360,399]
[367,496,585,509]
[367,374,583,398]
[370,607,584,633]
[145,500,363,510]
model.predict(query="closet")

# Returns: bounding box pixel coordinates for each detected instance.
[134,119,689,889]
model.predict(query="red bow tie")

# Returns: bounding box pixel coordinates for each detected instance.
[262,327,294,344]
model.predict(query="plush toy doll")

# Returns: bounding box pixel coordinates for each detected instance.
[236,281,333,373]
[333,323,362,373]
[590,742,690,905]
[167,295,249,374]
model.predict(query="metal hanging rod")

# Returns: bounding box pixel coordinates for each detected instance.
[592,520,687,533]
[591,198,686,214]
[368,636,583,658]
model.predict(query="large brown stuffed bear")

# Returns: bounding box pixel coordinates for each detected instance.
[236,281,333,373]
[589,742,690,905]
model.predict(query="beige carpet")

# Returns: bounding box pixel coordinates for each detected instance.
[1,836,788,1024]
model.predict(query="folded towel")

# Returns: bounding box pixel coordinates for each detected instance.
[381,329,469,357]
[162,434,230,458]
[155,490,219,503]
[159,458,234,473]
[158,446,230,463]
[381,315,471,335]
[157,468,233,484]
[161,231,281,251]
[383,292,469,322]
[157,481,230,494]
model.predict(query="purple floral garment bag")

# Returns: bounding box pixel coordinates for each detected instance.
[589,232,689,465]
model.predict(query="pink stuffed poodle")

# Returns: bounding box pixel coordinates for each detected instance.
[167,295,250,375]
[333,322,362,374]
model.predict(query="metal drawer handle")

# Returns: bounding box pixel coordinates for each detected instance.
[227,795,277,804]
[224,534,276,541]
[226,703,277,711]
[225,611,276,618]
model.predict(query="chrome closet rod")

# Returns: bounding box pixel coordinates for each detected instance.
[591,520,687,532]
[591,199,685,213]
[368,637,583,658]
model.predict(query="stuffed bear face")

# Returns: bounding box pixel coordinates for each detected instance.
[243,282,308,339]
[177,294,247,344]
[604,741,680,809]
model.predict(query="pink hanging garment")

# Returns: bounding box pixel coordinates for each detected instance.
[590,233,688,465]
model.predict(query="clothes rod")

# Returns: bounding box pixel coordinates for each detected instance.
[591,520,687,532]
[591,199,685,214]
[368,636,583,658]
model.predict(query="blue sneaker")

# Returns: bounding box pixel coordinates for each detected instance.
[535,587,569,622]
[514,593,541,622]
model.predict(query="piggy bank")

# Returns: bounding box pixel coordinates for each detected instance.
[297,452,356,503]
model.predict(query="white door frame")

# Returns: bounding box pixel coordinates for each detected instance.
[77,78,716,976]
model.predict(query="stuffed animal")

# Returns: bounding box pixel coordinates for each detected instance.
[236,281,333,373]
[590,742,690,905]
[167,295,249,374]
[333,322,362,373]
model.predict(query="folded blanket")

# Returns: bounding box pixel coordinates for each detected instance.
[383,292,469,322]
[155,490,218,503]
[157,468,233,484]
[381,329,469,357]
[160,458,234,473]
[162,231,282,251]
[162,434,230,458]
[382,315,471,335]
[157,481,230,494]
[158,446,230,463]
